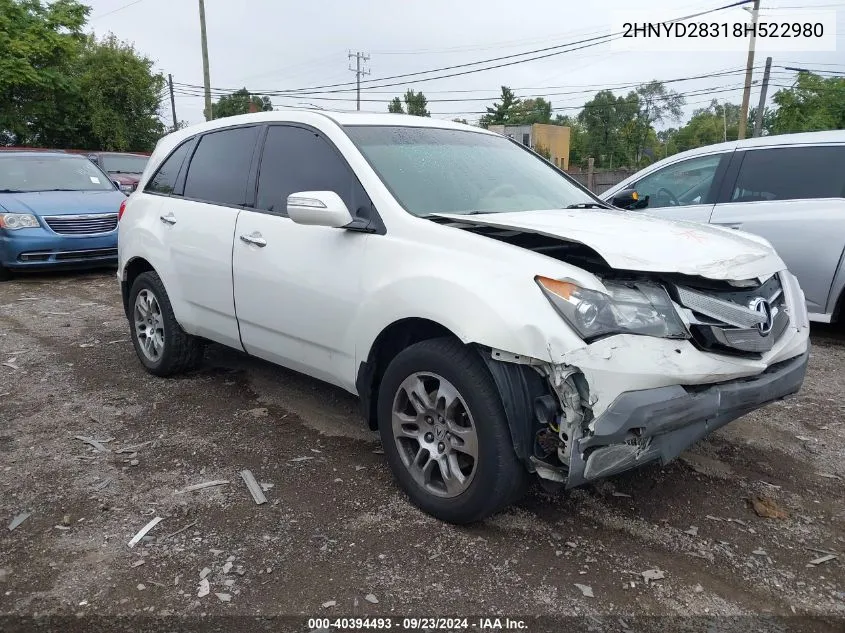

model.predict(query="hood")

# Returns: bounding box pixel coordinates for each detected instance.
[435,208,785,281]
[0,190,127,217]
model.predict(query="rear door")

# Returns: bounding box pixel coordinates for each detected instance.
[619,151,733,223]
[710,144,845,315]
[161,124,261,349]
[232,124,374,390]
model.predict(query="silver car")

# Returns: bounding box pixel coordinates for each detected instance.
[601,130,845,323]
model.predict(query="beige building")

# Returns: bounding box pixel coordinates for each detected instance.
[487,123,571,170]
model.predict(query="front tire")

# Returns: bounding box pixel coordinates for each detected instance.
[128,271,204,376]
[377,337,527,524]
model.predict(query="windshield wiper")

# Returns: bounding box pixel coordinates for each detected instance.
[565,202,610,209]
[0,189,25,193]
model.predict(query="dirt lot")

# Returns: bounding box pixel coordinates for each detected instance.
[0,270,843,632]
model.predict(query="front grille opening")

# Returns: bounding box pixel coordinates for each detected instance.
[673,274,789,359]
[44,214,118,235]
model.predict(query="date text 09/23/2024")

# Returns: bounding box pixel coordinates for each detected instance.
[307,617,528,630]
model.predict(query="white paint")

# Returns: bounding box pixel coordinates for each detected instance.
[119,110,810,409]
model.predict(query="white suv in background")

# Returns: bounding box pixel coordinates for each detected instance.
[602,131,845,324]
[118,112,809,524]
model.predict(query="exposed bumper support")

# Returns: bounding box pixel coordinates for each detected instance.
[565,349,810,488]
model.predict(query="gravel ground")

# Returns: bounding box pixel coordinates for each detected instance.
[0,270,843,633]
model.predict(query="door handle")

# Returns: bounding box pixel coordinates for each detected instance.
[159,214,177,225]
[239,233,267,247]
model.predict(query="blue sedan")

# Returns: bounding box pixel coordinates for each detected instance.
[0,151,128,281]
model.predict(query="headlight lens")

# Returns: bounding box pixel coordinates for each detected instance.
[536,276,688,340]
[0,213,40,230]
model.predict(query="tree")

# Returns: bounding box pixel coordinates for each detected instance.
[508,97,552,125]
[0,0,89,145]
[577,90,638,168]
[630,81,685,164]
[479,86,520,127]
[211,88,273,119]
[0,1,168,151]
[769,72,845,134]
[386,90,430,117]
[672,100,741,153]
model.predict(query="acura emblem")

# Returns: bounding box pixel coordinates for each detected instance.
[749,297,774,335]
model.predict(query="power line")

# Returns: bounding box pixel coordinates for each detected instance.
[172,0,754,97]
[90,0,148,20]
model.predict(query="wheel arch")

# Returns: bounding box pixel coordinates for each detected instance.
[356,318,459,430]
[121,256,156,319]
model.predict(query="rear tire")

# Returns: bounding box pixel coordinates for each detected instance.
[377,337,528,524]
[128,271,204,376]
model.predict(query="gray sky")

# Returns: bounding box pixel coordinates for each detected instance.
[84,0,844,126]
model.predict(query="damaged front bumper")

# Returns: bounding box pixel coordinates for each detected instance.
[565,349,809,487]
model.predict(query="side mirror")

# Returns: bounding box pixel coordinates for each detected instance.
[611,188,648,210]
[287,191,353,228]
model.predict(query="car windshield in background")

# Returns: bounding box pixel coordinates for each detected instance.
[344,126,596,216]
[0,155,115,193]
[101,154,148,174]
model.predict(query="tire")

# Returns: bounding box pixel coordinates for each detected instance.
[0,265,12,282]
[377,337,528,524]
[128,271,204,376]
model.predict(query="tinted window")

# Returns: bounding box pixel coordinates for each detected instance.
[731,146,845,202]
[256,125,369,215]
[634,153,726,209]
[145,141,191,195]
[184,126,259,206]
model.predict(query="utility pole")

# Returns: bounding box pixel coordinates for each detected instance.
[723,103,728,142]
[168,74,178,132]
[348,51,370,111]
[737,0,760,140]
[753,56,772,138]
[198,0,212,121]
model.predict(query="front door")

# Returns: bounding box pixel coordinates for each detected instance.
[232,124,375,390]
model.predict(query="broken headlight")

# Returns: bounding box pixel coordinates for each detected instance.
[536,276,687,341]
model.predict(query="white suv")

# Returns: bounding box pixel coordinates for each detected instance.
[118,111,809,524]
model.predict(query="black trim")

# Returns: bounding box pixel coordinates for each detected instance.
[476,350,552,465]
[248,122,387,235]
[714,148,745,204]
[142,135,197,197]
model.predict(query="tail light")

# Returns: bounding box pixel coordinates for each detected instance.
[118,199,127,221]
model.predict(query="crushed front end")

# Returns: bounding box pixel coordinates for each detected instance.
[493,269,810,488]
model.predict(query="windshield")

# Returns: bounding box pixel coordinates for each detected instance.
[101,154,148,174]
[344,125,597,216]
[0,155,116,193]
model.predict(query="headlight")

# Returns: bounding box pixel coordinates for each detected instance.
[536,276,688,340]
[0,213,40,230]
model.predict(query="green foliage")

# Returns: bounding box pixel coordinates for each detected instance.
[386,90,430,117]
[388,97,404,114]
[479,86,520,127]
[672,100,741,152]
[509,97,552,125]
[577,90,638,168]
[770,72,845,134]
[0,0,166,151]
[211,88,273,119]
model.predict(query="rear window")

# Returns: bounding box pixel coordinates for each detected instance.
[183,126,259,206]
[0,155,115,193]
[731,146,845,202]
[101,154,148,174]
[145,141,192,195]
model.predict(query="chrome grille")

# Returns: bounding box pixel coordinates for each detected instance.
[44,213,118,235]
[674,274,789,356]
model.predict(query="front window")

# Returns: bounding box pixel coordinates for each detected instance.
[633,154,725,209]
[0,155,116,193]
[344,126,596,216]
[100,154,149,174]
